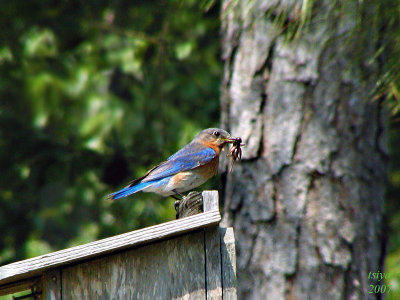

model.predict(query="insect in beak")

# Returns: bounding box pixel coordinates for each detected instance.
[226,137,245,172]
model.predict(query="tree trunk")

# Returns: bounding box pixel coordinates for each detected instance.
[220,0,388,299]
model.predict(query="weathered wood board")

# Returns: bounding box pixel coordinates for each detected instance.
[62,231,206,300]
[220,228,237,300]
[0,191,237,299]
[0,208,220,287]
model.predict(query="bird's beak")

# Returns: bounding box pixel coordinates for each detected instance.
[223,137,237,143]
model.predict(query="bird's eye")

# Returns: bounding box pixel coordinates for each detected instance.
[213,131,220,137]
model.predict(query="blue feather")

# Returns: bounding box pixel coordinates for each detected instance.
[108,181,154,200]
[108,146,216,200]
[144,147,216,182]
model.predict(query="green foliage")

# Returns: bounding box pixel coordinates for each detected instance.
[0,0,221,264]
[376,0,400,116]
[386,120,400,299]
[378,2,400,296]
[386,248,400,300]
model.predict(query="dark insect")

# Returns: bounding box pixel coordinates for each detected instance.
[227,137,245,172]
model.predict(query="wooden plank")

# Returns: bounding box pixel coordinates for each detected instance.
[43,268,61,300]
[62,256,111,300]
[203,192,223,299]
[220,228,237,300]
[0,209,221,286]
[62,231,206,300]
[205,227,222,300]
[203,190,219,212]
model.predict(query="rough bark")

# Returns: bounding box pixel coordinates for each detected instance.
[220,0,388,299]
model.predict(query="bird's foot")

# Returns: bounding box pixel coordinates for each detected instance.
[174,191,203,219]
[174,200,181,211]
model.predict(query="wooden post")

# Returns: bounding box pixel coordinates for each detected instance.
[220,227,237,300]
[204,191,223,300]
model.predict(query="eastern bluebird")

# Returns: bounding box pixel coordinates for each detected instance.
[107,128,236,200]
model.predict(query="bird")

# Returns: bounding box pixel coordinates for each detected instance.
[107,128,236,201]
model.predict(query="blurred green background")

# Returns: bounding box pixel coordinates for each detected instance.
[0,0,400,299]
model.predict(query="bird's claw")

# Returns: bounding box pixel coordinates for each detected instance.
[174,200,181,211]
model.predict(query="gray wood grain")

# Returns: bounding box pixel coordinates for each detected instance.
[205,227,222,299]
[43,268,61,300]
[205,191,223,299]
[203,190,219,212]
[0,209,220,286]
[62,231,206,300]
[62,256,112,300]
[220,228,237,300]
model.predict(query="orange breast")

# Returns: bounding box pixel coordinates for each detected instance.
[202,141,222,156]
[195,156,219,178]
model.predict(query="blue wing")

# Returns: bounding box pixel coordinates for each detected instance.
[167,142,202,160]
[142,145,216,182]
[107,144,216,200]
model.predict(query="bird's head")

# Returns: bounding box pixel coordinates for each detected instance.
[194,128,236,148]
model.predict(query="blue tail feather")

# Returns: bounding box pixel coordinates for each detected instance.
[108,181,153,200]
